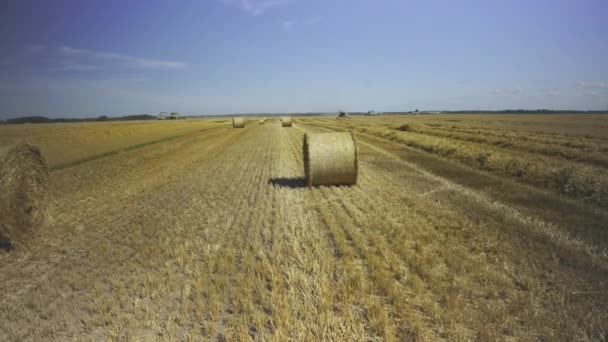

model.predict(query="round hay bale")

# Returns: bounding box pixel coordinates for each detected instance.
[259,119,265,125]
[233,117,245,128]
[281,117,293,127]
[0,143,50,244]
[303,132,358,186]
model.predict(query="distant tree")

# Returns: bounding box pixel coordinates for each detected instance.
[6,116,52,124]
[96,115,108,121]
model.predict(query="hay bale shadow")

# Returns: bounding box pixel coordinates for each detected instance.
[0,239,14,252]
[268,177,306,189]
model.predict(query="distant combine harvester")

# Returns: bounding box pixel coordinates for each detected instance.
[158,112,180,120]
[337,109,349,119]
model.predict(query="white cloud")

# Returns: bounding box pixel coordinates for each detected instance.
[131,59,185,69]
[51,62,103,71]
[58,46,186,69]
[490,86,522,95]
[120,78,149,83]
[280,15,322,32]
[577,90,604,98]
[59,46,90,55]
[96,51,186,69]
[577,81,607,90]
[279,15,322,32]
[224,0,292,16]
[0,76,233,117]
[97,52,123,59]
[304,15,322,25]
[282,20,295,31]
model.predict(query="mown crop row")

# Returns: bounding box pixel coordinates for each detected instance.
[302,119,608,208]
[391,122,608,168]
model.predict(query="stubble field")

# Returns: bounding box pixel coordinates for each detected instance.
[1,114,607,341]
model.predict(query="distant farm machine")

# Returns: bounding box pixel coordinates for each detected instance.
[158,112,181,120]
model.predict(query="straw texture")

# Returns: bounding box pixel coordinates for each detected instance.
[303,132,358,186]
[0,143,50,243]
[233,117,245,128]
[281,117,293,127]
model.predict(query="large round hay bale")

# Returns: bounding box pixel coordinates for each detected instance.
[0,143,50,244]
[259,119,265,125]
[281,117,293,127]
[233,117,245,128]
[303,132,358,186]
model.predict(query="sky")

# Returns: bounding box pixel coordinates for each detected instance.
[0,0,607,118]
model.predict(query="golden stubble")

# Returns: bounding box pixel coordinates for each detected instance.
[0,116,606,341]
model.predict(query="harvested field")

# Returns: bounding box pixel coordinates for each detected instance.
[0,119,224,169]
[0,115,607,341]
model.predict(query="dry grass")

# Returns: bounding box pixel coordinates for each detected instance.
[303,132,358,186]
[0,118,222,169]
[0,115,606,341]
[303,115,608,208]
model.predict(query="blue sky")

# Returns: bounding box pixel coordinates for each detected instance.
[0,0,607,118]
